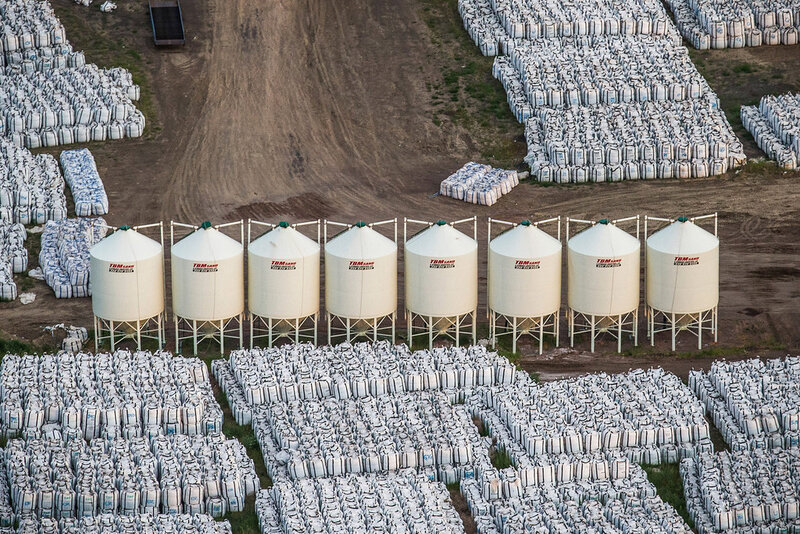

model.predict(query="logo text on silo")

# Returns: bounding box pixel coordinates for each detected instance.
[349,261,374,270]
[271,261,297,270]
[515,260,540,270]
[430,259,455,269]
[192,263,219,272]
[674,256,700,266]
[108,263,135,273]
[596,259,622,268]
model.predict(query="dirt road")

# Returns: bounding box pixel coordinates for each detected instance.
[1,0,799,368]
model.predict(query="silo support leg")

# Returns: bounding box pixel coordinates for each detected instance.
[429,316,433,350]
[455,315,460,348]
[373,318,378,343]
[538,316,543,355]
[671,313,676,352]
[617,315,622,353]
[94,316,98,352]
[472,312,476,345]
[193,320,198,356]
[590,315,595,353]
[634,310,638,346]
[110,321,116,352]
[136,320,142,351]
[698,312,703,350]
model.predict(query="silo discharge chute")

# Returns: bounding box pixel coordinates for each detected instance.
[488,217,562,354]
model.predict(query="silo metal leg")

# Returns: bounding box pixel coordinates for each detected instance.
[569,310,574,348]
[137,320,142,351]
[455,315,460,348]
[238,315,243,350]
[698,312,703,350]
[296,318,300,345]
[110,320,116,351]
[346,317,351,344]
[391,313,395,344]
[555,312,560,348]
[538,316,543,355]
[428,315,433,350]
[671,313,676,352]
[650,308,655,346]
[175,316,179,354]
[471,312,476,345]
[617,314,622,353]
[193,319,198,356]
[407,311,412,350]
[633,310,638,346]
[314,314,318,346]
[94,316,98,353]
[158,314,163,349]
[590,314,595,353]
[373,318,378,343]
[327,314,332,345]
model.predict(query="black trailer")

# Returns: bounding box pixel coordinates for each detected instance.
[149,0,185,46]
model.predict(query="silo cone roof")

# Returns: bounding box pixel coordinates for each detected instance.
[568,222,639,256]
[326,225,396,259]
[249,226,318,259]
[406,223,477,256]
[491,224,560,258]
[90,228,162,262]
[172,226,242,260]
[648,220,718,254]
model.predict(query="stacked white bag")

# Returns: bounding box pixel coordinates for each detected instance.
[0,138,66,224]
[664,0,800,50]
[741,93,800,169]
[0,351,223,439]
[38,217,105,298]
[258,471,464,534]
[15,515,233,534]
[439,162,519,205]
[681,449,800,534]
[0,221,25,300]
[60,148,108,216]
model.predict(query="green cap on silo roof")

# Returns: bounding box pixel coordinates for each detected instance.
[520,220,531,226]
[200,221,212,229]
[355,221,367,228]
[677,216,689,222]
[598,219,609,225]
[279,221,290,228]
[119,225,131,230]
[436,220,447,226]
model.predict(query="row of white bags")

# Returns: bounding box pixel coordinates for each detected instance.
[690,357,800,450]
[251,392,480,480]
[0,351,223,438]
[38,218,105,299]
[741,93,800,169]
[439,162,519,206]
[0,138,66,224]
[665,0,800,49]
[60,149,107,216]
[462,462,692,534]
[524,97,745,180]
[0,221,25,300]
[682,449,800,534]
[13,514,233,534]
[501,35,711,109]
[458,0,510,56]
[220,341,517,407]
[473,368,710,458]
[5,433,258,518]
[0,1,67,52]
[257,471,464,534]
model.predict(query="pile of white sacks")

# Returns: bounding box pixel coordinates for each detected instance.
[0,221,25,300]
[472,368,713,460]
[257,471,464,534]
[439,162,519,206]
[682,449,800,534]
[214,341,516,420]
[5,434,258,518]
[253,392,480,480]
[14,515,233,534]
[664,0,800,49]
[38,217,105,299]
[691,356,800,451]
[741,93,800,169]
[462,461,693,534]
[0,0,144,149]
[0,138,66,224]
[60,149,107,216]
[457,0,746,181]
[525,98,745,181]
[0,351,223,439]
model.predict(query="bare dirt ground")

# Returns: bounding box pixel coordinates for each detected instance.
[1,0,799,380]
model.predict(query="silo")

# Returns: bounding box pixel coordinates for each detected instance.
[170,221,244,354]
[488,218,561,354]
[248,220,320,347]
[90,223,165,351]
[567,217,640,353]
[324,219,397,343]
[404,217,477,349]
[645,214,719,350]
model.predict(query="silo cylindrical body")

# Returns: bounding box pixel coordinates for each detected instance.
[90,227,164,322]
[568,222,640,316]
[646,219,719,314]
[248,223,320,320]
[171,225,244,321]
[325,224,397,320]
[405,222,478,317]
[489,222,561,318]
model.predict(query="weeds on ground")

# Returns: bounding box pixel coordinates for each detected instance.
[642,464,695,530]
